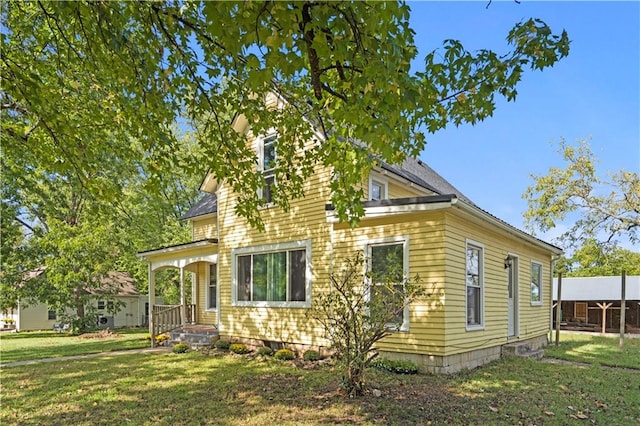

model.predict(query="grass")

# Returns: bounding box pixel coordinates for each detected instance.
[1,331,638,424]
[0,328,149,364]
[1,351,639,425]
[545,332,640,369]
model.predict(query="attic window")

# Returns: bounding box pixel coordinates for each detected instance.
[260,134,277,203]
[369,176,388,201]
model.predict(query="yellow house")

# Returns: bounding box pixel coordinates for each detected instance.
[138,113,562,373]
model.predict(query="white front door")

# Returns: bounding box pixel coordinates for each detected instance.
[507,256,518,337]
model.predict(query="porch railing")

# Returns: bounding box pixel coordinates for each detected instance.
[151,304,196,345]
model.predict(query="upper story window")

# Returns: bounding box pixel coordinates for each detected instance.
[260,134,277,203]
[369,175,388,201]
[466,241,484,329]
[531,261,543,305]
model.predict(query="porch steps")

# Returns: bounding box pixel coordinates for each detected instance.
[501,342,544,360]
[170,325,219,349]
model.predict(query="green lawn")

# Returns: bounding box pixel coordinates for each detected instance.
[545,332,640,369]
[1,351,639,425]
[0,328,149,364]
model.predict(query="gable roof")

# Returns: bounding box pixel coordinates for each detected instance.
[23,269,139,297]
[181,156,471,221]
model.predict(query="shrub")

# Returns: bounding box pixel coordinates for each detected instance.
[303,350,321,361]
[274,348,295,360]
[154,334,170,345]
[172,343,189,353]
[215,339,230,350]
[257,346,273,356]
[370,357,419,374]
[229,343,250,354]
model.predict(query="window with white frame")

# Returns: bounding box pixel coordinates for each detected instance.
[260,134,277,203]
[531,261,542,304]
[367,237,409,331]
[369,177,387,201]
[466,242,484,328]
[233,240,310,307]
[207,264,217,310]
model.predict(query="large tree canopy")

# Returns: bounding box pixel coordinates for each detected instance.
[2,1,570,227]
[523,139,640,249]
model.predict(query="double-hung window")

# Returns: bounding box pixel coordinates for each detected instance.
[233,240,311,307]
[367,237,409,331]
[261,134,277,203]
[530,261,543,305]
[466,241,484,328]
[207,264,217,310]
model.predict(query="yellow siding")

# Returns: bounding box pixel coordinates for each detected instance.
[214,135,334,346]
[442,212,553,355]
[332,211,449,355]
[195,262,217,325]
[192,215,217,240]
[387,180,425,199]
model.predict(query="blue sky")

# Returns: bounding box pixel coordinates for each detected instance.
[408,1,639,243]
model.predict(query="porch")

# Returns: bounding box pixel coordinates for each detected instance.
[137,239,218,347]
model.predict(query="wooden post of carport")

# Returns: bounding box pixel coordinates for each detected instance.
[596,302,613,334]
[555,273,562,346]
[620,270,626,348]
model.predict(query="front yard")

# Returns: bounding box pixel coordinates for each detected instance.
[1,332,639,425]
[0,328,149,364]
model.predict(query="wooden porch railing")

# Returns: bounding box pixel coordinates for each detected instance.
[151,304,196,345]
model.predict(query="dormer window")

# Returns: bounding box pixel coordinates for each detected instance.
[260,134,277,203]
[369,176,388,201]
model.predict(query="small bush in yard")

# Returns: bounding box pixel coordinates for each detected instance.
[215,339,230,350]
[155,334,170,345]
[303,350,321,361]
[370,357,419,374]
[229,343,250,354]
[257,346,273,356]
[274,348,295,360]
[172,343,189,353]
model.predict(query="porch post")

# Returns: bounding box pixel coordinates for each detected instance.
[148,267,156,347]
[180,267,186,326]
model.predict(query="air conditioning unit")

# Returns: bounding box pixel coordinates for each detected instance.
[97,315,115,329]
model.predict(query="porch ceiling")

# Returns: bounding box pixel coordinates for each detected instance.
[137,239,218,271]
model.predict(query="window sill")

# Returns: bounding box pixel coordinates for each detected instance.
[530,301,543,307]
[205,308,217,313]
[466,324,485,332]
[232,301,311,309]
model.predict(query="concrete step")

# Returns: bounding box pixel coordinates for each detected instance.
[502,342,532,357]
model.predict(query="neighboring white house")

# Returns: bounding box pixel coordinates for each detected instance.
[2,271,162,331]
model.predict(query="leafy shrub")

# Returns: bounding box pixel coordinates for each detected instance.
[274,348,295,360]
[230,343,250,354]
[172,343,189,353]
[155,334,170,344]
[257,346,273,356]
[370,357,419,374]
[145,334,152,341]
[303,350,321,361]
[215,339,230,350]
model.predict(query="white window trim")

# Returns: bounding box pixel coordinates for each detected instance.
[256,131,278,206]
[364,235,410,332]
[530,260,544,306]
[231,239,312,308]
[465,239,485,331]
[205,263,218,312]
[368,174,388,201]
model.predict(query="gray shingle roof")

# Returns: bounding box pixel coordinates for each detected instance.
[180,157,472,221]
[180,193,217,220]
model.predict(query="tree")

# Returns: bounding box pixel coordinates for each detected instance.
[310,252,424,397]
[555,238,640,277]
[2,1,570,228]
[523,139,640,249]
